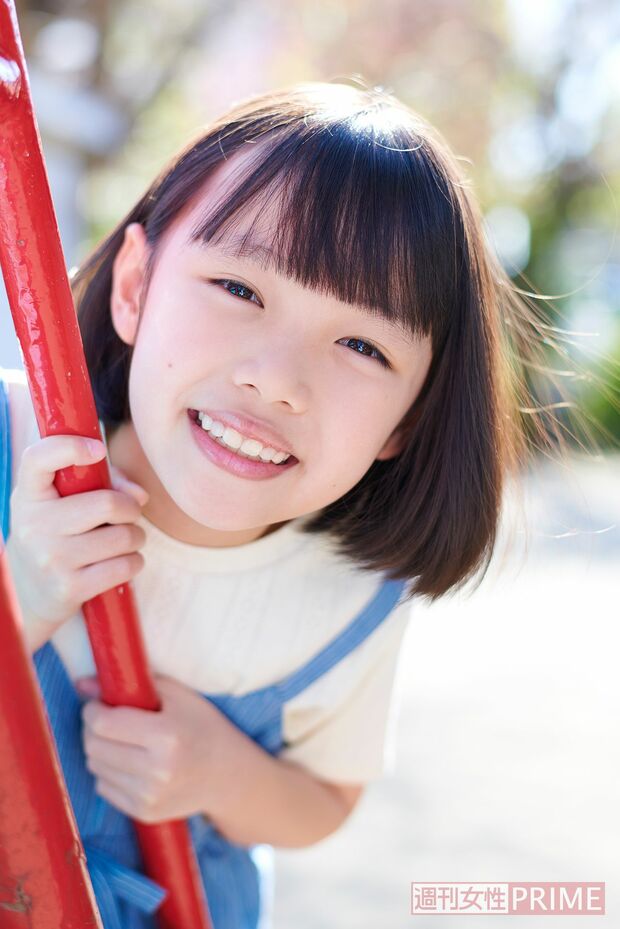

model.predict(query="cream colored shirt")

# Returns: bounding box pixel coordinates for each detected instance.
[4,367,412,784]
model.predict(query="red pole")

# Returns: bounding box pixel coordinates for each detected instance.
[0,545,104,929]
[0,4,213,928]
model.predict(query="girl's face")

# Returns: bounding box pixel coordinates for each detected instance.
[109,147,433,546]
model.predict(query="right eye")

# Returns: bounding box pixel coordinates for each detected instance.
[214,279,262,306]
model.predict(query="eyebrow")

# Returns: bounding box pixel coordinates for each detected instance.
[196,234,276,265]
[194,234,420,345]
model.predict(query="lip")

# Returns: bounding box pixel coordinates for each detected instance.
[191,407,296,457]
[188,410,299,480]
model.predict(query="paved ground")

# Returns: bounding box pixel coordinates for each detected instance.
[272,452,620,928]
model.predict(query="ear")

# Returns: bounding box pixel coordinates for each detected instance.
[110,223,149,347]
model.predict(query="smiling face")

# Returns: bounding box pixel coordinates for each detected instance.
[108,146,433,547]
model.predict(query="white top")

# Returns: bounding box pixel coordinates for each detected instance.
[4,367,413,784]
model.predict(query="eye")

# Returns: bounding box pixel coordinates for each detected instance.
[338,337,391,369]
[215,279,262,305]
[214,279,390,368]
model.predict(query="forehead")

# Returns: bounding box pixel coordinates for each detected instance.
[186,143,277,244]
[164,140,431,351]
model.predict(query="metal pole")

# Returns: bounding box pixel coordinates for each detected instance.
[0,543,104,928]
[0,4,213,927]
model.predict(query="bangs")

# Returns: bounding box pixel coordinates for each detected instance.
[189,113,462,351]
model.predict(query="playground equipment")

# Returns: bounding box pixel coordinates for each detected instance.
[0,3,213,926]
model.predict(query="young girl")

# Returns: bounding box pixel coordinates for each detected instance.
[1,80,565,928]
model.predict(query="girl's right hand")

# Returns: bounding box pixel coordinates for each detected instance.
[7,434,149,630]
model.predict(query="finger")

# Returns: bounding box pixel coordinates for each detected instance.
[62,522,147,568]
[72,551,146,604]
[84,736,149,779]
[94,778,139,820]
[152,675,188,701]
[109,466,149,506]
[39,486,144,537]
[82,701,161,747]
[95,778,163,825]
[18,436,106,502]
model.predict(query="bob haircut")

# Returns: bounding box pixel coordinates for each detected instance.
[73,80,571,602]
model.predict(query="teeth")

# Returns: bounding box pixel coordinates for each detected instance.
[239,437,264,457]
[196,411,291,463]
[222,426,242,450]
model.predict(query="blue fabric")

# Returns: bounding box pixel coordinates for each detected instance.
[0,369,406,928]
[0,371,11,543]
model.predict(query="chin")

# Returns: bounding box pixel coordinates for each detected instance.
[167,484,267,533]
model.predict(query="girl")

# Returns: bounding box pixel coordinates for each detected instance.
[1,80,567,928]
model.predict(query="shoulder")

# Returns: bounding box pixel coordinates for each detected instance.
[289,527,412,646]
[291,526,409,622]
[279,579,414,784]
[290,544,412,700]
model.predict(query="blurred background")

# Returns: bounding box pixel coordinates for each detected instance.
[1,0,618,926]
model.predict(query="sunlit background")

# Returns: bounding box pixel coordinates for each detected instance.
[1,0,619,926]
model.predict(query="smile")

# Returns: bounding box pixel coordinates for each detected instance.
[187,410,299,481]
[196,411,292,463]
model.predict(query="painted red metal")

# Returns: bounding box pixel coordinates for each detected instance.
[0,545,103,928]
[0,3,213,927]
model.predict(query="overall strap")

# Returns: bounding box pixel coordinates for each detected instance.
[276,577,407,703]
[0,371,12,543]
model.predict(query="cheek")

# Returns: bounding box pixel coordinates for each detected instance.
[317,414,384,482]
[160,293,240,367]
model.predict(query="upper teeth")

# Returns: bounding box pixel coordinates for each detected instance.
[197,412,291,464]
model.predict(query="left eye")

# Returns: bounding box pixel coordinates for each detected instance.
[216,279,262,304]
[215,279,391,369]
[338,337,391,369]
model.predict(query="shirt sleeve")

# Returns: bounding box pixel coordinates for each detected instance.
[278,600,412,785]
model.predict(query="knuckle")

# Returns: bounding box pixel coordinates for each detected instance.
[137,798,157,821]
[153,766,172,784]
[20,442,38,468]
[155,736,179,769]
[35,543,58,572]
[54,572,77,604]
[89,715,105,738]
[160,732,179,755]
[13,518,32,545]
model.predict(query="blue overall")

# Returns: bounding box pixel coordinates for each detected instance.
[0,372,406,928]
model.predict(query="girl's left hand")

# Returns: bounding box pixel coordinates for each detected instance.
[77,674,234,824]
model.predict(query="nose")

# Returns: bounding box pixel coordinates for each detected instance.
[232,344,311,412]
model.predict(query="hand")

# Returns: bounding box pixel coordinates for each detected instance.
[8,435,148,630]
[78,674,235,824]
